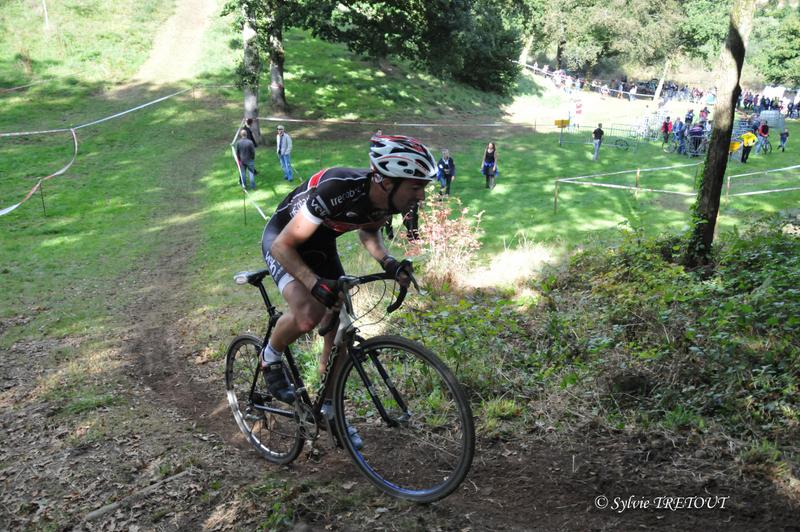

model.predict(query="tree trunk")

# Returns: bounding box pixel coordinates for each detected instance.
[242,11,261,143]
[653,58,670,102]
[555,39,566,70]
[683,0,757,268]
[268,25,288,114]
[519,33,535,65]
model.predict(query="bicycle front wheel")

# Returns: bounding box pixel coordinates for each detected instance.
[225,335,303,465]
[334,336,475,502]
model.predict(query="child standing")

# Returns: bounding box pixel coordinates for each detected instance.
[780,128,790,152]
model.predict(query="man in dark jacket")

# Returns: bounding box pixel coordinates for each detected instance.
[242,118,258,146]
[236,129,257,189]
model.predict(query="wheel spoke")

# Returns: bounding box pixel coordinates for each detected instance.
[225,335,303,465]
[336,337,474,502]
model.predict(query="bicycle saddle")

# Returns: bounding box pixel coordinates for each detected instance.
[234,269,271,286]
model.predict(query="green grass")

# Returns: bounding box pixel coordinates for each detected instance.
[281,30,524,120]
[0,0,175,85]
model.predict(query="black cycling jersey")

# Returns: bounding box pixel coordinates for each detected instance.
[261,167,391,292]
[268,167,389,237]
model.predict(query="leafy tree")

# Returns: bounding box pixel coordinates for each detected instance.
[750,6,800,86]
[535,0,681,73]
[303,0,522,94]
[223,0,300,116]
[677,0,734,64]
[452,2,522,93]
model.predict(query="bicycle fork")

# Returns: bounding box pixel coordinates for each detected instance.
[348,346,411,427]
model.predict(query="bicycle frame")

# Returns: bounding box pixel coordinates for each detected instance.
[243,271,413,433]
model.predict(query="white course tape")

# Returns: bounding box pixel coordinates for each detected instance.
[729,186,800,197]
[0,87,192,138]
[1,129,79,216]
[258,116,509,128]
[74,87,191,130]
[1,88,192,216]
[560,179,695,196]
[562,162,701,183]
[727,163,800,180]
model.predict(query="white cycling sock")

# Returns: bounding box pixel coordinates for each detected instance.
[261,343,283,366]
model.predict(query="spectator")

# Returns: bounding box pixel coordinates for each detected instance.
[740,130,757,163]
[592,123,604,161]
[242,118,258,146]
[437,149,456,196]
[276,124,293,181]
[629,84,637,102]
[402,204,420,241]
[236,129,257,190]
[688,121,705,156]
[699,106,710,121]
[481,142,498,189]
[685,109,694,126]
[780,128,789,152]
[661,116,673,143]
[756,120,769,154]
[673,117,686,154]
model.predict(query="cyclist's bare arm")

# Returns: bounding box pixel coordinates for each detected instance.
[358,227,412,288]
[358,228,390,263]
[270,212,322,291]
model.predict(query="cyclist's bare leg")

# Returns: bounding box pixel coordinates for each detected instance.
[269,280,341,384]
[269,280,327,353]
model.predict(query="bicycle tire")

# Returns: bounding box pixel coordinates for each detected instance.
[662,140,677,154]
[333,335,475,502]
[225,334,303,465]
[764,139,772,154]
[614,138,629,151]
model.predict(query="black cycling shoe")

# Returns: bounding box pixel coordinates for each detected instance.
[261,361,295,404]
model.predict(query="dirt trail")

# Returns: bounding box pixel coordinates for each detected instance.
[132,0,219,85]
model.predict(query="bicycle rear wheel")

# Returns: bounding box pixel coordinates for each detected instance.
[614,138,629,151]
[225,334,303,465]
[334,336,474,502]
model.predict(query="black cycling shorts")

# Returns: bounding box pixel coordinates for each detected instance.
[261,219,344,294]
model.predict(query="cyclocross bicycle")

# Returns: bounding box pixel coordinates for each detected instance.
[225,266,475,502]
[758,136,773,155]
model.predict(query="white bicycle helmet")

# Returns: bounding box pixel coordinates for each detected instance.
[369,135,437,180]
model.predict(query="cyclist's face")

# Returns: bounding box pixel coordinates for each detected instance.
[393,179,428,212]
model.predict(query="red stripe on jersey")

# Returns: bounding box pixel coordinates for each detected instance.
[308,168,328,188]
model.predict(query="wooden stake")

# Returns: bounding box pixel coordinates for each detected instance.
[554,179,560,214]
[39,182,47,217]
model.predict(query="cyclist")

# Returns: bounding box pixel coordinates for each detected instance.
[259,135,436,410]
[756,120,770,154]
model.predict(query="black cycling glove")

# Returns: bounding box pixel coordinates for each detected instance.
[311,278,339,308]
[380,255,412,279]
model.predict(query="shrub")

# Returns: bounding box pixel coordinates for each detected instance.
[406,197,484,290]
